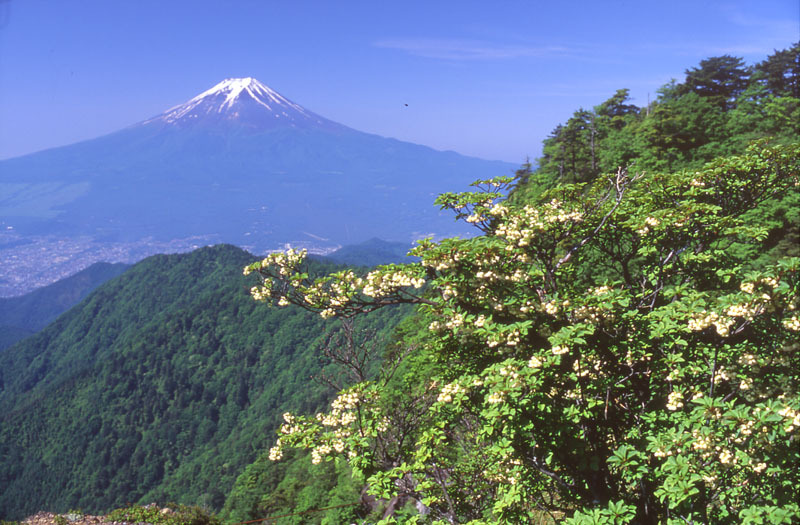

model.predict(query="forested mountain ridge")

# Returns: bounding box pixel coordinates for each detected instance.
[510,44,799,265]
[0,244,408,519]
[517,44,799,193]
[0,262,130,351]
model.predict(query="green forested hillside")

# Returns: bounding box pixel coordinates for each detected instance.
[519,45,798,192]
[0,245,407,519]
[0,262,130,351]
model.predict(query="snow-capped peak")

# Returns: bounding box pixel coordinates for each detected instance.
[144,77,342,131]
[186,77,310,115]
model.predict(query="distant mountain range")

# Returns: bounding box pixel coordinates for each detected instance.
[0,78,515,295]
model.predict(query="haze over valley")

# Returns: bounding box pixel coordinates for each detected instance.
[0,77,514,296]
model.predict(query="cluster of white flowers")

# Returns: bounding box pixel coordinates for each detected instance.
[519,299,537,314]
[498,364,520,384]
[311,443,332,464]
[245,248,308,277]
[268,444,283,461]
[778,405,800,433]
[279,421,300,434]
[688,311,726,334]
[572,359,589,378]
[493,201,583,249]
[739,420,755,436]
[475,269,499,282]
[488,203,509,218]
[444,311,465,330]
[278,412,300,436]
[637,216,660,235]
[250,284,272,301]
[666,390,684,411]
[440,284,458,300]
[504,329,522,346]
[317,412,341,427]
[486,391,505,404]
[362,269,425,298]
[572,358,601,378]
[437,382,464,403]
[592,285,612,295]
[716,367,732,382]
[420,247,462,272]
[783,314,800,332]
[740,276,780,295]
[692,432,711,451]
[738,353,758,366]
[551,345,569,356]
[543,300,559,315]
[571,303,610,324]
[714,317,735,337]
[718,449,736,465]
[653,445,672,458]
[332,390,361,411]
[725,302,759,320]
[325,271,363,307]
[528,355,543,369]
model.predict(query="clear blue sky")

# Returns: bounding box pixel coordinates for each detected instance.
[0,0,797,163]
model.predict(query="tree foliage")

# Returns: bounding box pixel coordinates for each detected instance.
[0,245,408,519]
[525,44,800,192]
[247,141,800,523]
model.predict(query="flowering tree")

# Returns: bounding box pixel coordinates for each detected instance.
[245,142,800,524]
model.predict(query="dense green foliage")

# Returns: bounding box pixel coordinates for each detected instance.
[223,449,364,524]
[0,262,129,351]
[0,245,407,519]
[517,45,799,194]
[105,503,220,525]
[246,46,800,523]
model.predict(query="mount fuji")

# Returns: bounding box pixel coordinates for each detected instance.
[0,78,515,292]
[144,77,347,132]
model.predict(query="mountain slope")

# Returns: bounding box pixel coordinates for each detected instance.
[0,77,514,250]
[0,244,408,518]
[324,237,418,267]
[0,262,130,351]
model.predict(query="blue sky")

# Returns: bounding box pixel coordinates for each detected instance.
[0,0,797,163]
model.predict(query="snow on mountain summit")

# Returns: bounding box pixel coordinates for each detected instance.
[181,77,309,115]
[144,77,345,131]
